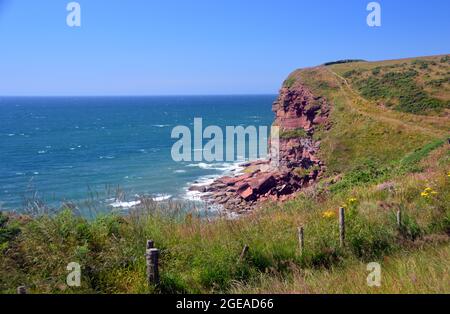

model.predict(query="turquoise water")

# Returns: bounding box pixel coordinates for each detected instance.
[0,96,275,211]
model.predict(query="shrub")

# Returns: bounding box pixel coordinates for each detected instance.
[284,77,297,88]
[294,165,320,177]
[324,59,366,66]
[347,214,395,260]
[399,214,423,241]
[354,68,449,114]
[440,55,450,63]
[280,128,308,139]
[342,70,358,78]
[0,212,21,251]
[371,67,381,75]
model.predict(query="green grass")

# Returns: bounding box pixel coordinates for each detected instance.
[1,142,448,294]
[284,76,297,88]
[294,165,320,177]
[280,128,308,139]
[232,244,450,293]
[329,138,447,193]
[333,55,450,114]
[354,70,449,114]
[1,55,449,294]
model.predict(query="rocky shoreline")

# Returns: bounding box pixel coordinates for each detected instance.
[189,76,331,214]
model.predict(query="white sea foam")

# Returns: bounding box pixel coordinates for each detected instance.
[110,200,141,209]
[184,190,205,201]
[186,162,244,172]
[152,124,171,128]
[99,156,115,159]
[152,194,172,201]
[109,194,172,209]
[174,169,186,173]
[182,160,249,202]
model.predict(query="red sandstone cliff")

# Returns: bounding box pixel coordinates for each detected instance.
[191,76,331,213]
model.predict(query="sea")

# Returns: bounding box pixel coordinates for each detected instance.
[0,96,276,213]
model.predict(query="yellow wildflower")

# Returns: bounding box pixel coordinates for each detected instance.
[447,171,450,177]
[348,198,357,203]
[421,192,429,197]
[322,210,336,219]
[431,191,438,195]
[424,187,433,192]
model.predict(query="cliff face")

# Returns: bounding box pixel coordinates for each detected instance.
[274,85,330,172]
[195,75,331,213]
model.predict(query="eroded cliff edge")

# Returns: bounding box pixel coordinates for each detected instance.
[191,73,331,213]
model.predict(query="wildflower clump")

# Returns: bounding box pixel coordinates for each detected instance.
[343,197,359,218]
[420,187,438,198]
[322,210,336,219]
[348,198,357,204]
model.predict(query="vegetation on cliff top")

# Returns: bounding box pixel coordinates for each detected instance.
[279,128,308,140]
[330,55,450,114]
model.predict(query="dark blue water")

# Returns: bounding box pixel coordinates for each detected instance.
[0,96,275,211]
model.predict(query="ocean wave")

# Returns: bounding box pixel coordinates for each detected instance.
[182,174,220,201]
[182,161,246,201]
[186,162,244,172]
[174,169,186,173]
[152,194,172,201]
[152,124,171,128]
[109,200,141,209]
[109,194,172,208]
[184,189,204,201]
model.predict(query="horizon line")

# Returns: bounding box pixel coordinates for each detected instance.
[0,93,279,98]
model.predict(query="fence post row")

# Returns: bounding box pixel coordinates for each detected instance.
[238,245,249,263]
[396,210,402,228]
[145,240,160,286]
[298,226,304,256]
[339,207,345,247]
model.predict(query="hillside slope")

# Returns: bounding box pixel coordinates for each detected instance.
[284,54,449,178]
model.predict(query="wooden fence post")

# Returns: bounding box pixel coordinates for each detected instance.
[145,240,160,286]
[298,226,304,256]
[238,245,249,263]
[396,210,402,228]
[17,286,27,294]
[339,207,345,247]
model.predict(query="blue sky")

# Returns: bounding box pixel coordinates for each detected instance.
[0,0,449,96]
